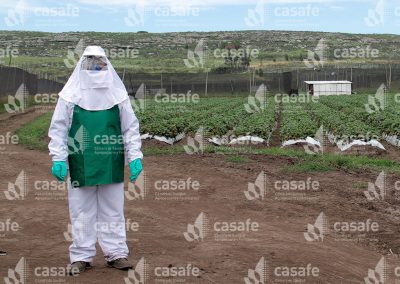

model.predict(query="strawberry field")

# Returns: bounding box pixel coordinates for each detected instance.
[135,93,400,145]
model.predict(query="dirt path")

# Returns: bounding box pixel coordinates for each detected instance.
[1,108,400,283]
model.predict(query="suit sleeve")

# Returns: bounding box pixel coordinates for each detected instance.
[48,98,73,161]
[119,98,143,163]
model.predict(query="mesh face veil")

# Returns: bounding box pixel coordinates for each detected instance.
[58,46,129,111]
[81,56,108,71]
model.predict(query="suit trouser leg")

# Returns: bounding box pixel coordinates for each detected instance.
[68,183,98,263]
[96,182,129,262]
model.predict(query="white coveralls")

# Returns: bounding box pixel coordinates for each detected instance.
[48,46,142,263]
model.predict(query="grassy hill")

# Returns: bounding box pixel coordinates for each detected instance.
[1,30,400,78]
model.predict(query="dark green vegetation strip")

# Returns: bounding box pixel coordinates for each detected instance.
[15,113,400,174]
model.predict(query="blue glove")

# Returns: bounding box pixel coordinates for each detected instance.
[129,159,143,182]
[51,161,67,181]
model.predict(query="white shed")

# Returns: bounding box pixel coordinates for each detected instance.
[305,81,352,96]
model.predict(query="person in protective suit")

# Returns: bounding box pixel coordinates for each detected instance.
[48,46,143,274]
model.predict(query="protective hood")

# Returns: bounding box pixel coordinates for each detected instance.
[58,46,128,111]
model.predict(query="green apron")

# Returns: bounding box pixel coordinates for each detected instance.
[67,105,125,187]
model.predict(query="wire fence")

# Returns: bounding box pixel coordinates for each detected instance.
[1,64,398,97]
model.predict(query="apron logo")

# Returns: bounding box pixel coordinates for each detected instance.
[68,125,89,154]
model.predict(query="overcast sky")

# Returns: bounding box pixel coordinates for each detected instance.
[0,0,398,34]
